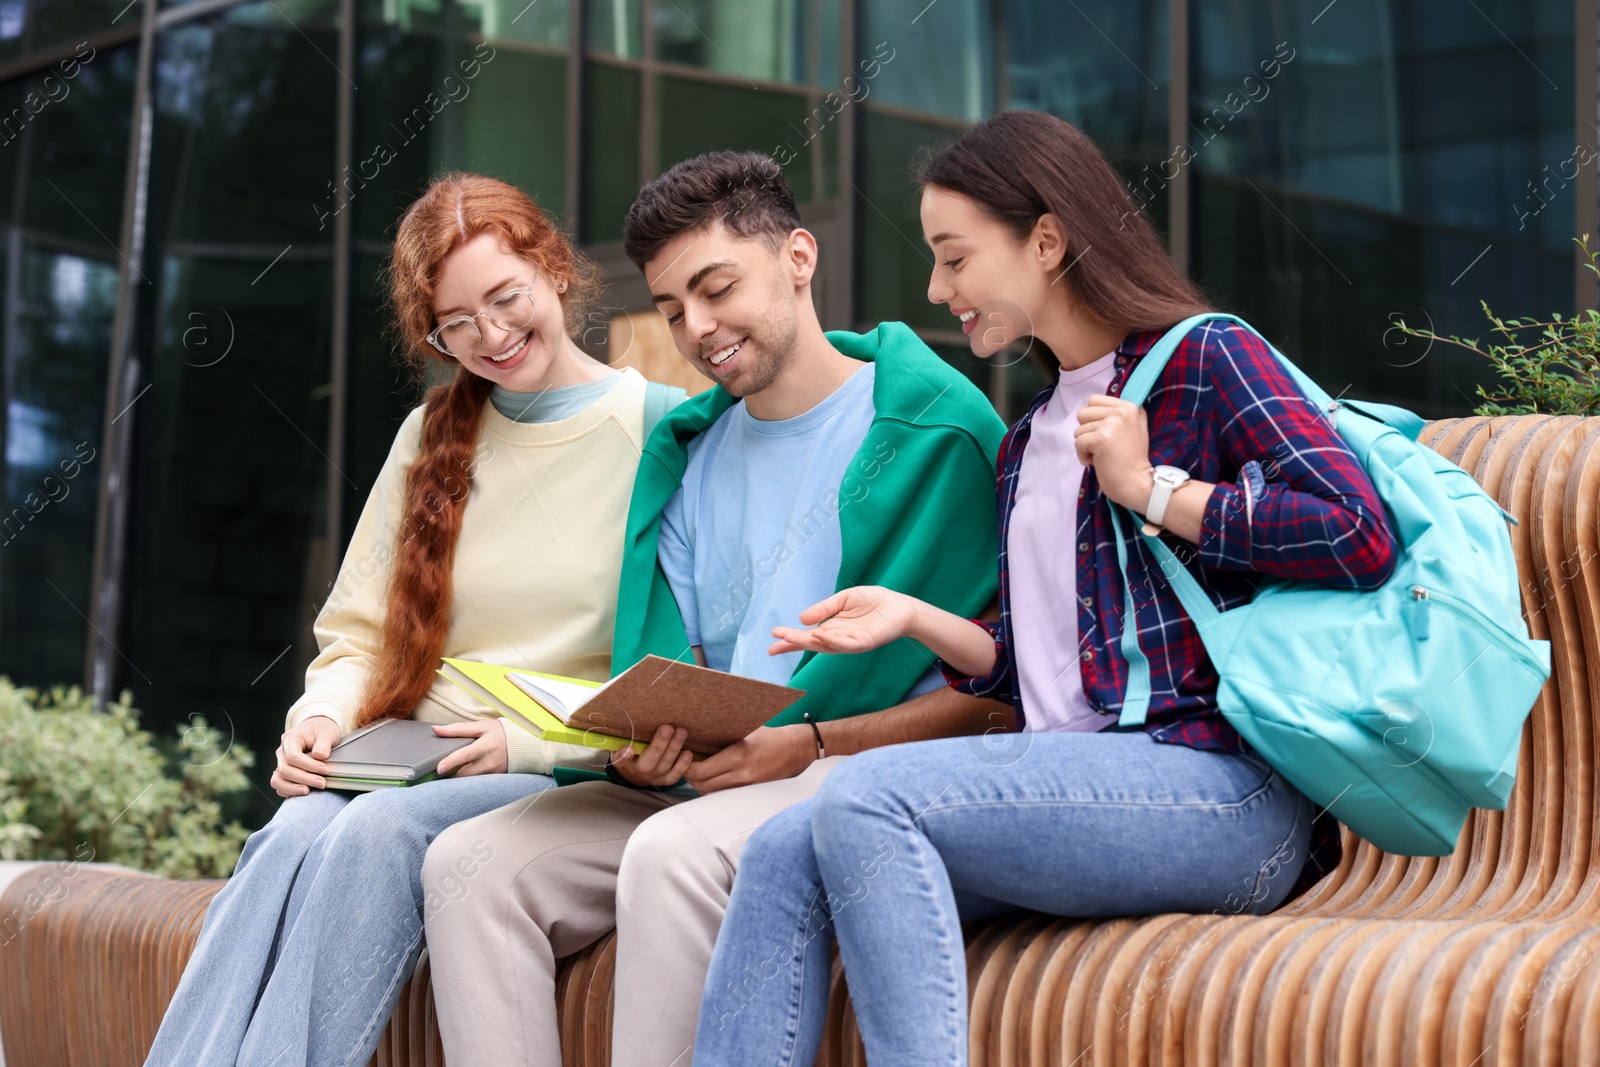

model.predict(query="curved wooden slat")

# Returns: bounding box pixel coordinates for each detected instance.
[1002,919,1092,1067]
[1180,915,1296,1067]
[1398,921,1508,1066]
[1308,921,1427,1066]
[1560,921,1600,1064]
[1360,921,1464,1067]
[1552,420,1600,921]
[1514,926,1600,1065]
[970,915,1055,1067]
[1114,913,1227,1067]
[1019,921,1097,1067]
[1078,912,1189,1067]
[1048,917,1139,1066]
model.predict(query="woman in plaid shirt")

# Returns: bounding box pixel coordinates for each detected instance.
[693,110,1398,1067]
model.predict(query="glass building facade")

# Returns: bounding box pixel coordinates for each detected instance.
[0,0,1582,815]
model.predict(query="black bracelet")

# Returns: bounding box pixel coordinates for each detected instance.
[802,712,826,760]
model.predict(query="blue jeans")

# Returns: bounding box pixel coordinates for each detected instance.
[143,772,553,1067]
[693,731,1314,1067]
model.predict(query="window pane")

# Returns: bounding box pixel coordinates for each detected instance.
[1192,0,1573,416]
[1007,0,1169,236]
[452,43,567,195]
[0,2,130,64]
[354,0,568,248]
[0,46,136,686]
[657,75,826,203]
[121,0,340,817]
[351,0,568,42]
[586,0,640,57]
[460,0,568,46]
[653,0,835,86]
[347,251,422,517]
[580,60,639,243]
[855,108,960,334]
[861,0,992,120]
[1008,0,1166,145]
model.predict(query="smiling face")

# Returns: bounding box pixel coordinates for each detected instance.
[920,183,1064,359]
[431,231,570,390]
[642,221,802,398]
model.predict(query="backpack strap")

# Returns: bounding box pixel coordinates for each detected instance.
[642,381,688,441]
[1110,500,1223,726]
[1110,315,1218,726]
[1120,314,1313,404]
[1112,313,1315,725]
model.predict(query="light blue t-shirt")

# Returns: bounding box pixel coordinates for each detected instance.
[490,374,621,423]
[658,362,942,699]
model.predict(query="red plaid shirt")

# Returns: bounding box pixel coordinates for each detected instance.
[941,318,1398,903]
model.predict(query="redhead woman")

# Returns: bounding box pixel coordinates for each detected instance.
[144,172,681,1067]
[693,110,1398,1067]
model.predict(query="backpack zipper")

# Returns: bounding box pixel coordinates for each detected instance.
[1407,586,1430,641]
[1407,585,1546,676]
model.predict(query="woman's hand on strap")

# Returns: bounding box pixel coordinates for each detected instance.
[271,716,342,797]
[1075,394,1215,543]
[432,719,509,777]
[769,585,922,656]
[1073,394,1153,511]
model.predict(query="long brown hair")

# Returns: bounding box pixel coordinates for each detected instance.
[917,110,1211,351]
[356,172,601,728]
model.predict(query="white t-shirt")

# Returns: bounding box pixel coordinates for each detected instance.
[1008,350,1119,732]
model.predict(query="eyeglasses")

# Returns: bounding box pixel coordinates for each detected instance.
[427,275,539,358]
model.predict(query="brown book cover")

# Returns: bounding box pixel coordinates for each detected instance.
[562,654,805,755]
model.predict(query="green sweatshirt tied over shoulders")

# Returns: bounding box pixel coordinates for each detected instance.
[610,321,1008,726]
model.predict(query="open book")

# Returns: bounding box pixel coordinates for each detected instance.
[507,672,616,721]
[438,654,805,756]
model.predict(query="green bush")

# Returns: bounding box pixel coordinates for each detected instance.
[0,679,254,878]
[1400,237,1600,417]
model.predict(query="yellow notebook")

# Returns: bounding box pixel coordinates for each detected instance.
[437,658,648,755]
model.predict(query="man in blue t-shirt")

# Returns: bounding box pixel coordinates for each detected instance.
[657,358,942,698]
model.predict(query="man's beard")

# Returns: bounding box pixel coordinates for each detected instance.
[720,305,798,400]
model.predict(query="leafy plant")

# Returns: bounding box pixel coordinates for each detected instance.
[1398,237,1600,417]
[0,679,254,878]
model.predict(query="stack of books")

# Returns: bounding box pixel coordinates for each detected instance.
[323,719,473,791]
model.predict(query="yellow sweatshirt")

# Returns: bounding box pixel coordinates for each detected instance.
[285,367,651,774]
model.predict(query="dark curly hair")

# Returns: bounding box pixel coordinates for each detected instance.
[622,151,803,271]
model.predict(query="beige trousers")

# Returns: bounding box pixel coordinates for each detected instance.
[421,756,845,1067]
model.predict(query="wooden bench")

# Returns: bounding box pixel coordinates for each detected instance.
[3,413,1596,1067]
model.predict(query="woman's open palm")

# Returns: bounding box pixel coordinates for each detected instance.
[769,586,921,656]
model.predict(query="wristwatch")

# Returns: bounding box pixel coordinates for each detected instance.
[1140,464,1192,535]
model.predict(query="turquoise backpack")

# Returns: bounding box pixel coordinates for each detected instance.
[1109,314,1551,856]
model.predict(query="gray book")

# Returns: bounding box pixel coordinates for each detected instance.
[323,719,472,789]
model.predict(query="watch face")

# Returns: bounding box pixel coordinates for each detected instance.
[1152,464,1189,487]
